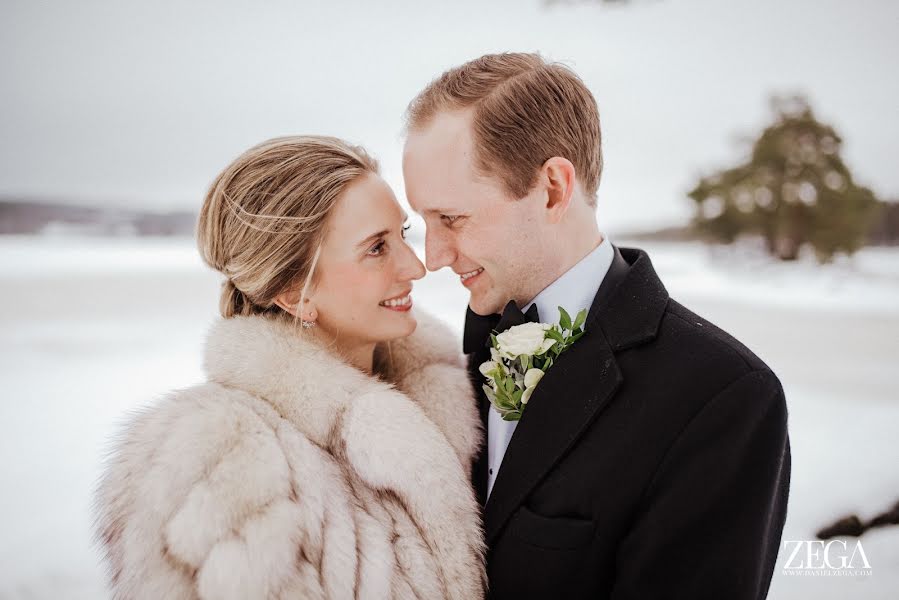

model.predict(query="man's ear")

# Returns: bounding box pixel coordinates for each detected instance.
[541,157,576,224]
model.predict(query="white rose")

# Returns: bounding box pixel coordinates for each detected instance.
[496,322,550,357]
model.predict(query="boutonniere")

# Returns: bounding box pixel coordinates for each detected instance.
[479,307,587,421]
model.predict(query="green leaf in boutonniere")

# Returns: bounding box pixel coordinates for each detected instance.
[572,308,587,331]
[478,307,589,421]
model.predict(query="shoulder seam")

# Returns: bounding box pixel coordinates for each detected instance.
[664,306,754,371]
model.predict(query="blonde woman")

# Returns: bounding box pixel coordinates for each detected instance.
[93,136,486,599]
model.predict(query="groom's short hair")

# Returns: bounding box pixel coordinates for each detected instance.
[405,52,602,205]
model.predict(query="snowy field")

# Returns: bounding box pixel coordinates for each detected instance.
[0,235,897,599]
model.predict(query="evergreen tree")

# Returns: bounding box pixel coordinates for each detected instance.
[688,95,879,262]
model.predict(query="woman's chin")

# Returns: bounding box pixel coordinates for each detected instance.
[378,312,418,341]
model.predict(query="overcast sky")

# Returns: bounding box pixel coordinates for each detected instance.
[2,0,896,230]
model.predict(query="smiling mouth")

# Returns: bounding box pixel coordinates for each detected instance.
[379,294,413,310]
[459,268,484,282]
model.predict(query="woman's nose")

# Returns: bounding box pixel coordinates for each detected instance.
[400,242,426,281]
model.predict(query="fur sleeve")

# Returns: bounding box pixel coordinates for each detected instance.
[95,385,329,599]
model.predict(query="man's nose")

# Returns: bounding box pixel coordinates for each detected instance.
[425,228,456,272]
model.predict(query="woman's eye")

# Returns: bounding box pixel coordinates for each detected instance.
[368,240,386,256]
[401,223,411,239]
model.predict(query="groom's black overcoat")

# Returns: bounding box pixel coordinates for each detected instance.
[465,246,790,600]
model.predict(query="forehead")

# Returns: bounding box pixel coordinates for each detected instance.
[403,109,492,213]
[325,173,402,238]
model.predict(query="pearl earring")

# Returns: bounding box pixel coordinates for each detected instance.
[301,306,317,329]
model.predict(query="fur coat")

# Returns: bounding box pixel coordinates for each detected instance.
[94,310,486,599]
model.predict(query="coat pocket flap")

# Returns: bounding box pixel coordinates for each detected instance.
[510,505,594,550]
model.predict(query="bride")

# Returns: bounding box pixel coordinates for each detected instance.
[94,136,486,599]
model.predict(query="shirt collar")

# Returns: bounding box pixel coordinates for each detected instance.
[524,235,614,325]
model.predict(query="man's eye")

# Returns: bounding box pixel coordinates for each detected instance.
[368,240,386,256]
[441,215,461,226]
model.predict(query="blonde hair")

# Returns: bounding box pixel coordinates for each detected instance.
[197,135,379,319]
[405,52,602,205]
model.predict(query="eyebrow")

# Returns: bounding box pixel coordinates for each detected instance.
[422,208,454,216]
[356,230,389,249]
[355,213,410,249]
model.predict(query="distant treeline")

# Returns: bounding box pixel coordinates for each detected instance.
[0,199,197,236]
[3,197,897,246]
[621,198,899,247]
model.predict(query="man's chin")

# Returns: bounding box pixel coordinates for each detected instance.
[468,293,504,317]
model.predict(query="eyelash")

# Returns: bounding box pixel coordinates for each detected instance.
[441,215,461,227]
[368,224,411,257]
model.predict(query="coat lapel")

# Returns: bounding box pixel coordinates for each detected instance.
[482,326,622,544]
[480,246,669,545]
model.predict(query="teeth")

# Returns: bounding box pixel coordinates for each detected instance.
[380,295,411,307]
[460,268,484,281]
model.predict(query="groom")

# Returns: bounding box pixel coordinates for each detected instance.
[403,53,790,599]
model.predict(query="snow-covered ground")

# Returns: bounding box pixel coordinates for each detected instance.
[0,235,897,599]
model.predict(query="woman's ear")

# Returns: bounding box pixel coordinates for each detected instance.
[542,156,576,224]
[274,287,316,321]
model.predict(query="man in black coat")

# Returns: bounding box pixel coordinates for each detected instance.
[403,52,790,599]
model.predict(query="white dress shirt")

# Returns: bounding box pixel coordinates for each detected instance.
[486,235,615,498]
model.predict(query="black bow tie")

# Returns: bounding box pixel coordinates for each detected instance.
[462,300,540,354]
